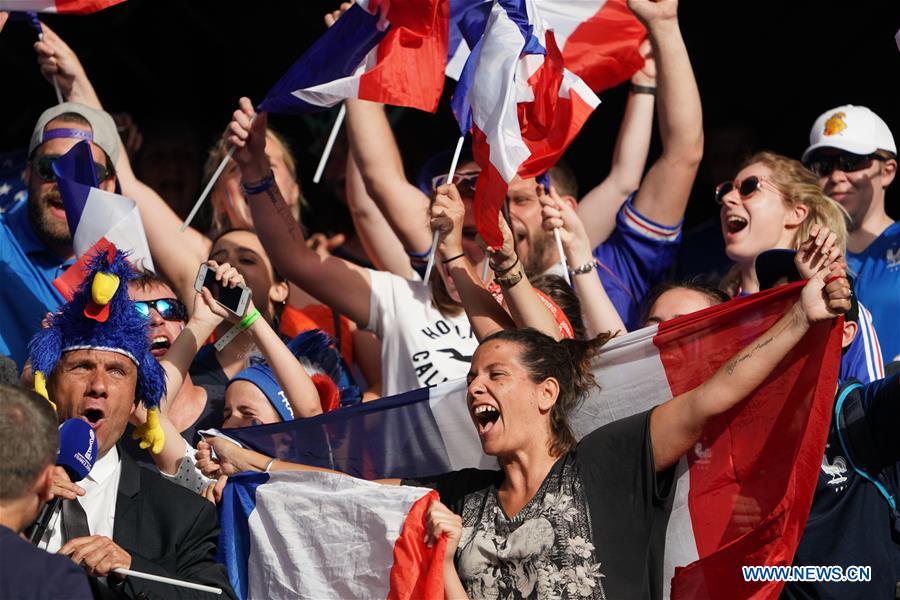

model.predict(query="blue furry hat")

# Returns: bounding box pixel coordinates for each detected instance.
[28,245,166,409]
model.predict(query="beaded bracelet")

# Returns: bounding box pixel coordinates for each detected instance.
[240,171,275,196]
[569,259,598,275]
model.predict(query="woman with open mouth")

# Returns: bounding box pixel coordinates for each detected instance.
[194,261,850,599]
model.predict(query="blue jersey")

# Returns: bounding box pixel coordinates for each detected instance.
[786,374,900,600]
[840,302,885,385]
[0,198,72,368]
[592,196,682,330]
[847,222,900,364]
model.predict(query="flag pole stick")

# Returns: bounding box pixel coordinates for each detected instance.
[181,114,257,232]
[112,568,222,595]
[312,103,346,184]
[481,258,490,282]
[35,31,63,103]
[423,135,465,284]
[553,228,571,286]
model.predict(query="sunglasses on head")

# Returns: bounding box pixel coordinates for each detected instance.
[32,154,111,183]
[432,172,479,195]
[134,298,188,322]
[804,152,884,178]
[714,175,776,204]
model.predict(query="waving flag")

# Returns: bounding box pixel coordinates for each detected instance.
[51,141,154,299]
[219,471,445,600]
[258,0,449,114]
[0,0,124,14]
[451,0,600,246]
[447,0,646,92]
[218,282,841,598]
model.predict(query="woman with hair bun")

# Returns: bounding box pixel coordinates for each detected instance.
[196,262,851,599]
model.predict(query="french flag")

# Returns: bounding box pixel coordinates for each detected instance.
[0,0,124,14]
[447,0,646,93]
[258,0,449,114]
[220,471,446,600]
[217,282,842,598]
[451,0,600,247]
[52,141,154,299]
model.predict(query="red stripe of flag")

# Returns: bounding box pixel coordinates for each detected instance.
[388,490,446,600]
[655,283,842,599]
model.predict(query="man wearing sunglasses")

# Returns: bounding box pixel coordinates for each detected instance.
[0,102,120,370]
[802,105,898,364]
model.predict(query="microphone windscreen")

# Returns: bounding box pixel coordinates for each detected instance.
[57,419,98,482]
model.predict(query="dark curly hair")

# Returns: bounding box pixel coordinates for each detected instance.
[480,328,612,456]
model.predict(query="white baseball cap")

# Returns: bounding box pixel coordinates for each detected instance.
[802,105,896,163]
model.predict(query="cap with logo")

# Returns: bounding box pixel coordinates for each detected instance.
[28,102,121,165]
[802,105,896,163]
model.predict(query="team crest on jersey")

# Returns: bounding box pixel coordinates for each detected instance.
[823,112,847,136]
[887,246,900,270]
[821,444,849,492]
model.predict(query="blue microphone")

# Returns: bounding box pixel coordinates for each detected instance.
[28,419,98,544]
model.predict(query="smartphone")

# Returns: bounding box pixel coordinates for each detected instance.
[194,263,252,317]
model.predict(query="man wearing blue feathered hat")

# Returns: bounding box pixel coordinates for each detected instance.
[27,245,235,599]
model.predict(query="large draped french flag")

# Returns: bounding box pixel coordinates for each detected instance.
[0,0,124,13]
[217,282,842,599]
[258,0,449,114]
[51,141,154,299]
[450,0,601,247]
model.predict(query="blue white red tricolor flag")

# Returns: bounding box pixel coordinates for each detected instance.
[447,0,646,93]
[0,0,124,14]
[217,283,842,599]
[220,471,446,600]
[51,141,154,299]
[258,0,449,114]
[450,0,601,247]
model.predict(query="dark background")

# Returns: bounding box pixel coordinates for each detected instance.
[1,0,898,272]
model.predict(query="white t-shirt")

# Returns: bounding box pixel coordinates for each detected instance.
[367,269,477,397]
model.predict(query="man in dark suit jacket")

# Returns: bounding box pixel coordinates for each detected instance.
[26,249,235,599]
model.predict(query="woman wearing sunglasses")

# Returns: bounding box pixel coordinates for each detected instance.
[716,151,885,384]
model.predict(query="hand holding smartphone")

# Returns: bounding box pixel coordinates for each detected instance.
[194,262,252,317]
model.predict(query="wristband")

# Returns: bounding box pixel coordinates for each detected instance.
[213,308,261,351]
[630,84,657,96]
[491,257,519,275]
[442,253,465,265]
[569,259,598,275]
[494,263,525,288]
[238,308,262,330]
[240,171,275,196]
[264,457,277,473]
[407,248,432,260]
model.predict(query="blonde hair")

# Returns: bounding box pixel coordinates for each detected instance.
[205,127,305,237]
[743,151,850,254]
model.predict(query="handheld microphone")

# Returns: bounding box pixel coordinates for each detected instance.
[27,419,98,544]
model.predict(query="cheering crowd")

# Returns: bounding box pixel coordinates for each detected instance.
[0,1,898,598]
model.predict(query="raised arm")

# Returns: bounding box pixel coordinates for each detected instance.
[577,39,656,246]
[345,99,433,254]
[626,0,703,227]
[541,187,626,338]
[231,99,373,327]
[345,152,415,278]
[650,264,851,472]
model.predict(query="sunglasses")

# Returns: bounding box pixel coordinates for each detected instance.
[714,175,780,204]
[32,154,112,183]
[432,172,479,195]
[134,298,188,322]
[804,152,884,178]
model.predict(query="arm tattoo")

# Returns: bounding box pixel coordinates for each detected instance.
[725,335,776,375]
[265,186,301,240]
